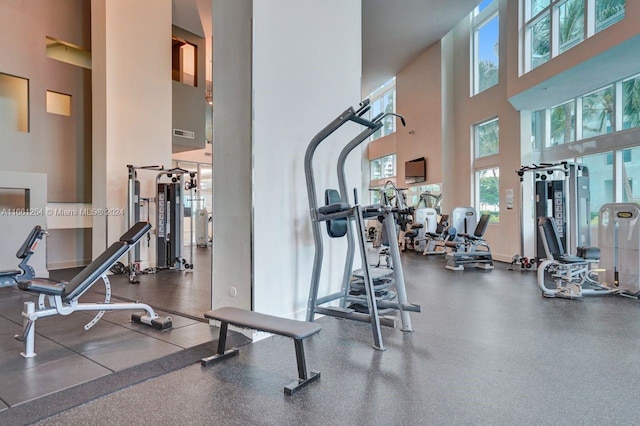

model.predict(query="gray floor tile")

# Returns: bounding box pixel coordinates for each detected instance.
[1,355,111,406]
[144,321,225,348]
[0,400,7,412]
[80,334,183,371]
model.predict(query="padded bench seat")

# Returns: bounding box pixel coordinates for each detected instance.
[201,307,321,395]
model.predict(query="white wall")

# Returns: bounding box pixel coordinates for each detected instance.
[251,0,363,318]
[0,172,47,277]
[91,0,173,253]
[211,0,253,311]
[395,43,443,188]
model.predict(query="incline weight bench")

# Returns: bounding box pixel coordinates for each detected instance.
[201,307,321,395]
[14,222,172,358]
[0,225,46,288]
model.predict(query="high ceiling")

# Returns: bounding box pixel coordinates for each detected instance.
[362,0,482,95]
[189,0,482,96]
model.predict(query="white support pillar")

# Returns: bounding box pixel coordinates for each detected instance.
[91,0,173,255]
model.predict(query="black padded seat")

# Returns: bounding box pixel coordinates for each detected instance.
[120,222,152,244]
[0,269,21,277]
[18,278,68,296]
[16,225,43,259]
[555,255,588,264]
[204,307,321,340]
[318,202,351,215]
[19,243,128,300]
[577,246,600,260]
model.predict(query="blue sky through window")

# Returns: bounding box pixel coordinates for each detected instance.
[477,0,493,13]
[478,17,499,62]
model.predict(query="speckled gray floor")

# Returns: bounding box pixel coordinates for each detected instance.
[28,252,640,425]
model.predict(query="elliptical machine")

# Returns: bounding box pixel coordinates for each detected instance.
[304,100,421,351]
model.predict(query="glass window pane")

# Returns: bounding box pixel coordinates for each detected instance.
[370,155,396,180]
[621,147,640,203]
[557,0,585,54]
[371,158,382,180]
[550,101,575,146]
[596,0,625,32]
[623,74,640,130]
[476,15,499,94]
[478,167,500,223]
[476,118,499,158]
[580,152,613,225]
[477,0,494,14]
[530,0,550,17]
[531,110,546,149]
[582,86,614,138]
[529,13,550,70]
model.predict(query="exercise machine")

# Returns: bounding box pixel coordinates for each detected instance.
[305,99,421,351]
[404,207,437,252]
[0,226,46,288]
[420,214,451,255]
[537,216,614,298]
[599,203,640,297]
[14,222,172,358]
[516,162,591,269]
[156,168,198,271]
[444,213,494,271]
[126,165,198,283]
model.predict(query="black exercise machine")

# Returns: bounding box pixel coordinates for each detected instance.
[0,226,46,288]
[537,216,615,298]
[443,214,494,271]
[14,222,172,358]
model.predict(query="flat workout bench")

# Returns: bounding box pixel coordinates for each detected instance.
[201,307,321,395]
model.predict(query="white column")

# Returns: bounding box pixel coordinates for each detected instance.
[251,0,363,318]
[91,0,172,254]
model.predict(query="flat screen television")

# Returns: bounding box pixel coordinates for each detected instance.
[405,157,426,184]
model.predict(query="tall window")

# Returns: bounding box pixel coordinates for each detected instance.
[621,147,640,203]
[522,0,625,73]
[472,0,499,95]
[582,85,614,138]
[596,0,626,32]
[477,167,500,223]
[623,73,640,130]
[579,152,613,225]
[550,100,575,146]
[557,0,584,54]
[368,78,396,142]
[475,118,499,158]
[370,154,396,181]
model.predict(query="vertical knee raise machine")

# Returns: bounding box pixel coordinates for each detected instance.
[304,100,421,351]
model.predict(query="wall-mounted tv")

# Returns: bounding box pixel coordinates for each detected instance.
[405,157,426,184]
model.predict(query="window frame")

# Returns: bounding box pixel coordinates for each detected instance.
[471,0,500,95]
[521,0,625,74]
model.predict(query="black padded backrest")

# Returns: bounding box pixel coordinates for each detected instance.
[538,217,564,259]
[16,226,44,259]
[474,214,490,238]
[120,222,151,244]
[324,189,348,238]
[63,242,129,302]
[435,215,449,233]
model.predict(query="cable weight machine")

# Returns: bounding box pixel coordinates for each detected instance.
[125,165,198,283]
[514,161,590,270]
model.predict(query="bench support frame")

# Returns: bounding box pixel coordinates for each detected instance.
[201,320,320,395]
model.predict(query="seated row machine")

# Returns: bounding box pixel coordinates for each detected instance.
[0,226,46,288]
[444,213,494,271]
[14,222,172,358]
[537,217,615,299]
